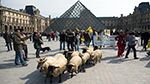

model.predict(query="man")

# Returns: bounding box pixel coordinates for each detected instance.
[59,30,66,50]
[20,29,30,61]
[3,31,13,51]
[12,29,28,66]
[66,29,75,51]
[125,32,138,59]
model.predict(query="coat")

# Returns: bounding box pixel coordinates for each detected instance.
[12,32,23,51]
[33,35,43,49]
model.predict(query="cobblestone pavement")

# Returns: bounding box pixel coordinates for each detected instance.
[0,37,150,84]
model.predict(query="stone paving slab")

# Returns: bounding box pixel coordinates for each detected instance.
[0,37,150,84]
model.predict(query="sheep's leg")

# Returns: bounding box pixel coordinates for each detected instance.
[58,74,62,83]
[82,64,86,72]
[71,72,73,78]
[50,75,53,84]
[44,74,48,84]
[98,57,101,63]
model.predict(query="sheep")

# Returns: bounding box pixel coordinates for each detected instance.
[91,47,102,65]
[80,52,91,72]
[46,53,67,83]
[36,56,56,74]
[67,51,83,77]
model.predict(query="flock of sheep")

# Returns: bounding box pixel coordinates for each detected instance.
[36,46,102,84]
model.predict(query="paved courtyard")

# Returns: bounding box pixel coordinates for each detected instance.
[0,37,150,84]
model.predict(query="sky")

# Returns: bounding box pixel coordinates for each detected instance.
[1,0,150,18]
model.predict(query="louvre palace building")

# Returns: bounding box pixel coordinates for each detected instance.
[0,3,51,34]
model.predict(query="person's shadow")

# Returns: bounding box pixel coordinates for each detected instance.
[20,70,70,84]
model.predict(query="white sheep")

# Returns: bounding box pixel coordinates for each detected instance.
[37,56,56,74]
[91,49,102,65]
[67,51,83,77]
[46,53,68,83]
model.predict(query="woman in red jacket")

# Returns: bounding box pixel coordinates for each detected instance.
[115,32,126,57]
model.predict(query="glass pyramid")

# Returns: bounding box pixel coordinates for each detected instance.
[44,1,105,32]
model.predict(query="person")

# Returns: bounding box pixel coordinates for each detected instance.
[20,29,30,61]
[83,31,91,47]
[142,31,150,51]
[115,31,126,57]
[3,31,13,51]
[12,29,28,66]
[66,29,75,51]
[74,30,80,51]
[125,32,138,59]
[33,31,43,58]
[59,30,66,50]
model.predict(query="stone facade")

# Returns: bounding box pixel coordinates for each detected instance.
[118,2,150,32]
[0,5,51,33]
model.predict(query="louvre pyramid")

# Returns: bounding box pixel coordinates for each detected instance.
[44,1,105,32]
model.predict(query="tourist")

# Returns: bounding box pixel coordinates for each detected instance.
[125,32,138,59]
[12,29,28,66]
[142,31,150,51]
[66,29,75,51]
[33,31,43,58]
[115,31,126,57]
[3,31,13,51]
[20,29,30,61]
[59,30,66,50]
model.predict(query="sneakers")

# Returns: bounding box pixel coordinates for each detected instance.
[22,63,28,66]
[134,57,139,59]
[36,56,40,58]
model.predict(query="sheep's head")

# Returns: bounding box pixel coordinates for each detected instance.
[82,48,87,53]
[67,64,75,73]
[63,51,73,61]
[94,46,99,51]
[90,52,95,60]
[37,57,47,69]
[48,65,59,75]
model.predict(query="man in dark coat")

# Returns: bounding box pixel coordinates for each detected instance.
[66,29,75,51]
[59,31,66,50]
[12,29,28,66]
[142,31,150,51]
[3,31,13,51]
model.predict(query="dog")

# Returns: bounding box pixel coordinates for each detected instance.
[40,47,51,52]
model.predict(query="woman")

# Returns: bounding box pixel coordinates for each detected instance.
[33,31,43,58]
[115,31,126,57]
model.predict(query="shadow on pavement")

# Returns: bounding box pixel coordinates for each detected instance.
[0,50,7,53]
[0,62,21,69]
[21,70,70,84]
[101,56,117,61]
[108,58,124,64]
[3,59,15,62]
[140,56,150,61]
[145,61,150,68]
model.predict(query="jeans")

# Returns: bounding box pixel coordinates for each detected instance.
[67,42,74,51]
[15,50,26,65]
[60,41,65,50]
[36,48,41,57]
[125,45,137,58]
[6,42,12,51]
[75,41,80,51]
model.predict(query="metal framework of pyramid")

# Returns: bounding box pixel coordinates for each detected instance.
[44,1,105,32]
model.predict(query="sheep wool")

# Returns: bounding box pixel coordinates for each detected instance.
[51,54,67,77]
[91,49,102,63]
[82,52,90,64]
[41,57,56,74]
[69,55,82,72]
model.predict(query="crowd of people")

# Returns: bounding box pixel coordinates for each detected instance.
[2,28,150,67]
